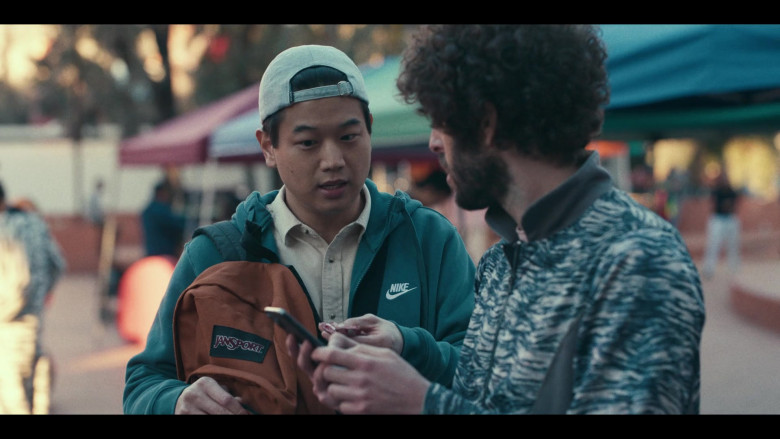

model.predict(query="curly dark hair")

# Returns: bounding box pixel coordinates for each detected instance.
[397,25,610,165]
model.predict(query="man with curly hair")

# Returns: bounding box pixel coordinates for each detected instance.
[290,25,705,414]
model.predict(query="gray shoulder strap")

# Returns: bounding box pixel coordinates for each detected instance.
[529,313,583,414]
[192,221,246,261]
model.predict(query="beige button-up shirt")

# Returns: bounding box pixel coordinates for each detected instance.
[266,185,370,322]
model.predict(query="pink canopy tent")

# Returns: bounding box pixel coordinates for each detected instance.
[119,83,259,166]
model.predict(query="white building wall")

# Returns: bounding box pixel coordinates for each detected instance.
[0,123,268,217]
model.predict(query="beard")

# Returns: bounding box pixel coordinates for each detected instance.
[448,145,510,211]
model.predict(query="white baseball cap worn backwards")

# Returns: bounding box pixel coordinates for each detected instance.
[258,44,369,123]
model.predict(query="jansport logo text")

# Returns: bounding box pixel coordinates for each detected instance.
[213,335,266,355]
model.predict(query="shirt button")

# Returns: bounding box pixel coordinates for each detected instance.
[328,258,334,263]
[329,314,336,320]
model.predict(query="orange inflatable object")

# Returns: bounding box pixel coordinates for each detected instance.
[116,255,176,344]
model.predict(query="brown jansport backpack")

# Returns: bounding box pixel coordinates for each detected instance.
[172,221,335,415]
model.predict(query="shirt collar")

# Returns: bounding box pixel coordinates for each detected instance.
[267,184,371,243]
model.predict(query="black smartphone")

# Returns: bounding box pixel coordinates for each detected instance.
[264,306,324,347]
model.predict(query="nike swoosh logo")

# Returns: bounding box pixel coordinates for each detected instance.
[385,286,418,300]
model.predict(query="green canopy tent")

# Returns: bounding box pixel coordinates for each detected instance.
[206,56,433,164]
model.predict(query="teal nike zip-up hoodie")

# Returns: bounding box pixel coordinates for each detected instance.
[123,179,476,414]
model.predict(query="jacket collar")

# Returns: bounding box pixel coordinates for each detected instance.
[486,151,614,243]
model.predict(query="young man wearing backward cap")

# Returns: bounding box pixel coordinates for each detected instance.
[123,45,476,415]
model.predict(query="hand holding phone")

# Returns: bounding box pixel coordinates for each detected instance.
[264,306,324,347]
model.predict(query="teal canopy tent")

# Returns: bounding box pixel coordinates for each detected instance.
[208,25,780,161]
[599,24,780,140]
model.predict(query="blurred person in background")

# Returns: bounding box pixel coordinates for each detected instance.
[86,178,107,289]
[0,231,33,414]
[702,169,742,278]
[411,168,452,211]
[291,24,705,414]
[86,178,106,229]
[141,180,187,259]
[214,183,248,222]
[662,167,688,228]
[410,164,496,262]
[0,180,66,414]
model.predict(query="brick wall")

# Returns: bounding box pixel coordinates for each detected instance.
[47,213,144,273]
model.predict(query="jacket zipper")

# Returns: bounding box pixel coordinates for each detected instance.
[348,196,399,315]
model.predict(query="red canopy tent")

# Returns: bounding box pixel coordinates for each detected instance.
[119,83,259,166]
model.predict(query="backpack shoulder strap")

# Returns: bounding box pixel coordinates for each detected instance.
[194,220,280,263]
[193,220,246,261]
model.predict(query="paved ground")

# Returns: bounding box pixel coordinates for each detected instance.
[43,275,141,415]
[698,259,780,414]
[40,250,780,415]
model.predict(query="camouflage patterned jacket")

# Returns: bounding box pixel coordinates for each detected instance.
[423,152,705,414]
